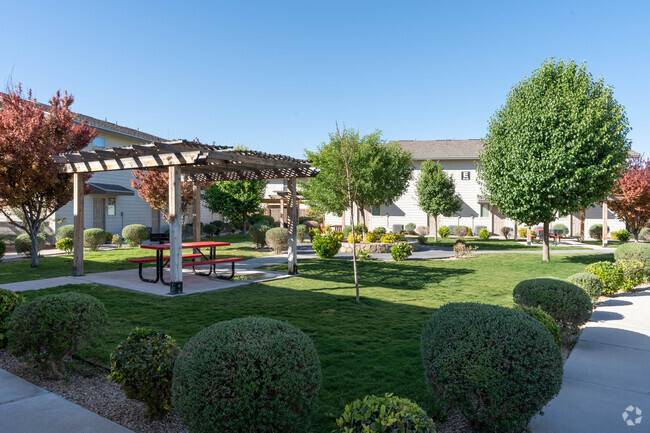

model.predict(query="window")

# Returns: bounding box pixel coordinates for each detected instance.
[371,206,381,216]
[92,137,105,148]
[461,171,471,180]
[107,197,116,216]
[480,204,490,217]
[282,179,288,191]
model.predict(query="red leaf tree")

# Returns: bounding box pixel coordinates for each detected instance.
[609,157,650,241]
[0,85,96,267]
[130,170,196,224]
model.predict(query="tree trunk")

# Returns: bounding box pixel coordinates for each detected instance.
[350,205,360,302]
[434,215,439,242]
[542,221,550,262]
[359,205,366,236]
[29,228,40,268]
[580,210,586,242]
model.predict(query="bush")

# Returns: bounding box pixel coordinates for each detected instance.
[249,223,270,248]
[313,233,342,259]
[417,235,427,245]
[438,225,450,238]
[372,226,387,236]
[335,393,436,433]
[303,220,320,231]
[55,237,74,254]
[172,317,321,433]
[391,242,413,261]
[7,293,107,379]
[211,220,224,236]
[297,224,307,242]
[568,272,605,301]
[364,232,378,243]
[104,231,113,244]
[416,226,428,237]
[0,240,4,261]
[356,248,371,261]
[640,228,650,242]
[478,228,490,239]
[250,214,274,226]
[517,306,562,348]
[266,227,288,254]
[55,224,75,242]
[618,259,645,291]
[405,223,417,234]
[453,239,466,257]
[380,234,393,243]
[584,261,624,294]
[112,234,123,248]
[84,228,106,251]
[0,288,23,348]
[203,223,217,236]
[453,225,468,238]
[552,224,569,236]
[347,232,362,244]
[589,224,608,241]
[421,303,562,433]
[122,224,149,247]
[612,229,630,242]
[308,228,320,241]
[513,277,593,335]
[343,224,367,238]
[517,227,529,238]
[109,328,180,417]
[614,242,650,269]
[14,233,46,256]
[500,226,513,239]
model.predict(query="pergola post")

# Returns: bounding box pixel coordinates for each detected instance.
[287,178,298,275]
[192,182,201,242]
[602,200,609,248]
[73,173,84,276]
[169,166,183,294]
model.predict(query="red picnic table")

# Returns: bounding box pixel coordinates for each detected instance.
[131,241,241,286]
[534,228,563,246]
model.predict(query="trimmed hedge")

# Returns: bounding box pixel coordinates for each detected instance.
[335,394,436,433]
[615,242,650,269]
[405,223,417,234]
[421,303,562,433]
[202,223,217,236]
[618,259,645,291]
[438,226,450,238]
[0,288,23,348]
[297,224,307,242]
[552,224,569,236]
[14,233,46,256]
[122,224,149,247]
[249,223,270,248]
[517,305,561,347]
[589,224,607,241]
[172,317,321,433]
[55,224,75,241]
[391,242,413,261]
[313,233,342,259]
[584,261,624,294]
[478,228,490,239]
[513,277,592,335]
[84,228,106,251]
[266,227,288,254]
[568,272,605,301]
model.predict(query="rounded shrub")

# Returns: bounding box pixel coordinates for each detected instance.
[0,288,23,348]
[7,292,107,378]
[122,224,149,247]
[55,224,75,241]
[202,223,217,236]
[517,227,529,238]
[335,393,436,433]
[364,232,378,243]
[373,226,387,236]
[516,306,561,347]
[500,226,513,239]
[104,231,113,244]
[421,303,562,433]
[84,228,106,251]
[615,242,650,269]
[55,237,74,254]
[0,239,5,261]
[14,233,46,256]
[109,328,180,417]
[172,317,322,433]
[249,223,270,248]
[552,224,569,236]
[313,233,342,259]
[391,242,413,261]
[612,229,630,242]
[589,224,607,241]
[584,261,624,294]
[297,224,307,242]
[266,227,288,254]
[478,228,490,239]
[453,225,468,238]
[347,232,362,244]
[568,272,605,301]
[112,234,123,248]
[416,226,428,237]
[405,223,417,234]
[617,259,645,290]
[513,277,592,335]
[356,248,371,261]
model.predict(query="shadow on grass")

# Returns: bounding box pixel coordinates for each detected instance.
[562,253,615,265]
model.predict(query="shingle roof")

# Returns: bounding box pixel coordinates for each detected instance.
[392,139,483,160]
[73,112,164,142]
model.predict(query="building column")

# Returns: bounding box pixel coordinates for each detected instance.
[287,178,298,275]
[73,173,84,276]
[602,200,608,248]
[169,166,183,294]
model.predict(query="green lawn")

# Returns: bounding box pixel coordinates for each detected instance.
[0,245,267,284]
[15,252,611,432]
[425,237,586,250]
[581,240,622,248]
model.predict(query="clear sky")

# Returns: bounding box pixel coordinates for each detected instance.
[2,0,648,158]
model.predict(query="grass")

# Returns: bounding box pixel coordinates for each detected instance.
[14,252,611,432]
[582,240,621,248]
[425,237,586,250]
[0,244,268,284]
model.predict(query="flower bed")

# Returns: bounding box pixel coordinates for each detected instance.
[339,240,419,254]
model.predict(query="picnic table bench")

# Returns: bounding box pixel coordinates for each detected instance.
[534,228,564,246]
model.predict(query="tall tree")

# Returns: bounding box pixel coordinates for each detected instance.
[0,86,96,267]
[202,179,267,235]
[130,170,195,223]
[478,59,630,261]
[609,158,650,241]
[416,160,463,242]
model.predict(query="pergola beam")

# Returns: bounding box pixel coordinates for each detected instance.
[58,151,209,173]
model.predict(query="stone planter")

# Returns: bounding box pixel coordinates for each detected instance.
[339,240,419,254]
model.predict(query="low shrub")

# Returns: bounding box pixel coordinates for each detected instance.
[7,293,107,379]
[14,233,46,256]
[364,232,378,243]
[589,224,608,241]
[172,317,321,433]
[614,242,650,269]
[373,226,387,236]
[84,228,106,251]
[453,239,466,257]
[211,220,224,236]
[453,225,468,238]
[313,233,342,259]
[335,393,436,433]
[421,303,562,433]
[122,224,149,247]
[297,224,307,242]
[266,227,288,254]
[517,305,561,348]
[249,223,270,248]
[553,224,569,236]
[612,229,630,242]
[417,235,427,245]
[568,272,605,301]
[347,232,362,244]
[500,226,513,239]
[391,242,413,261]
[584,261,624,294]
[618,259,645,291]
[308,228,320,241]
[329,231,345,242]
[112,235,123,248]
[517,227,529,238]
[380,234,393,243]
[203,223,217,236]
[0,288,23,348]
[478,228,490,239]
[109,328,180,417]
[356,248,371,261]
[0,240,4,261]
[55,237,74,254]
[438,225,450,238]
[416,226,428,237]
[405,223,417,234]
[104,231,113,244]
[55,224,75,241]
[513,277,593,335]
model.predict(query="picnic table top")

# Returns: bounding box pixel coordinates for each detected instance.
[141,241,230,250]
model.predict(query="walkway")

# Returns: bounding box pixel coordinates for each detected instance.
[0,368,133,433]
[529,289,650,432]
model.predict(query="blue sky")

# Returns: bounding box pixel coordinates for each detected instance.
[2,1,648,158]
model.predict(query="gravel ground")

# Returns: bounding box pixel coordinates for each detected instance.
[0,350,187,433]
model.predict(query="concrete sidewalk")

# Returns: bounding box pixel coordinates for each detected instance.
[0,368,133,433]
[529,289,650,432]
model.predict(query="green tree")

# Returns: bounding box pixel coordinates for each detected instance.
[415,161,462,242]
[202,179,267,236]
[478,59,630,261]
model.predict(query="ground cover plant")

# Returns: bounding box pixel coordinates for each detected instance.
[12,252,609,432]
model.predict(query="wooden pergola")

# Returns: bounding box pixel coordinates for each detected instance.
[264,190,307,227]
[52,139,318,294]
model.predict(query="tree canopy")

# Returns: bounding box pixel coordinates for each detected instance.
[416,160,462,241]
[130,170,195,223]
[202,179,267,235]
[478,59,630,260]
[609,158,650,241]
[0,85,96,267]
